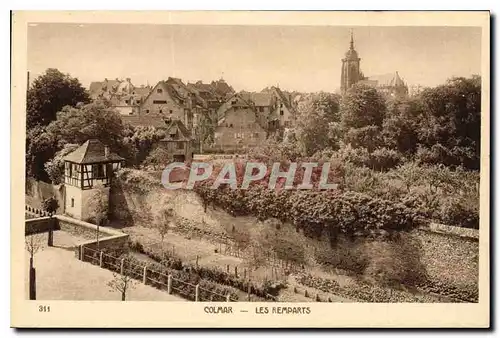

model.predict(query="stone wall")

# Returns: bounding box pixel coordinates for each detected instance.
[110,172,479,300]
[25,217,59,235]
[25,178,64,212]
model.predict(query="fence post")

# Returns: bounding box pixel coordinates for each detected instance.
[226,294,231,302]
[80,246,84,261]
[143,265,148,284]
[167,275,172,294]
[120,258,125,275]
[196,255,199,269]
[195,284,200,302]
[234,266,238,278]
[99,251,104,267]
[226,264,229,273]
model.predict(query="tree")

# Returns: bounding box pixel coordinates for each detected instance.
[42,197,59,247]
[27,100,130,180]
[143,147,172,170]
[193,113,215,153]
[45,101,127,152]
[86,187,109,250]
[25,233,45,265]
[44,144,79,184]
[122,126,166,165]
[340,84,387,129]
[107,257,137,301]
[25,233,45,300]
[27,68,90,129]
[294,92,341,156]
[416,76,481,169]
[153,207,174,261]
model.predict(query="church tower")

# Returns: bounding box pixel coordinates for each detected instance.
[340,31,362,94]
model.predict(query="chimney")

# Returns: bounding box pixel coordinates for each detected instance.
[104,146,110,159]
[126,78,131,83]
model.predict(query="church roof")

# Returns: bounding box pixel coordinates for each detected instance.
[63,139,124,164]
[361,72,407,88]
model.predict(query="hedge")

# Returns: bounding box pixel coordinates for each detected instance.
[194,183,427,241]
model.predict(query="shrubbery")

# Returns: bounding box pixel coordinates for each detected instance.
[195,182,427,241]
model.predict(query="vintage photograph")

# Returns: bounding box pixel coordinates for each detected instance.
[12,11,490,328]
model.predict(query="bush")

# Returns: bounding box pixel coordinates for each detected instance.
[195,184,427,242]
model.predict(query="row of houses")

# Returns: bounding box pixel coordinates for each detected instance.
[89,77,297,154]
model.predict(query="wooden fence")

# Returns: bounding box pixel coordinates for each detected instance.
[80,246,232,302]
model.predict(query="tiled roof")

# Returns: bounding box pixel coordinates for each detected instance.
[360,72,407,88]
[132,87,151,97]
[63,139,124,164]
[161,119,192,141]
[272,87,293,111]
[121,115,171,128]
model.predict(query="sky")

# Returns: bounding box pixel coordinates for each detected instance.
[27,23,482,93]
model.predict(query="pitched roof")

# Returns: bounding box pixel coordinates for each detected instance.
[272,86,293,111]
[132,87,151,97]
[211,79,234,96]
[121,115,172,128]
[161,119,192,141]
[239,92,273,107]
[63,139,124,164]
[89,81,104,95]
[360,72,407,88]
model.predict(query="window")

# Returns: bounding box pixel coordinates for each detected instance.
[71,164,79,179]
[136,100,141,104]
[125,100,129,104]
[284,121,291,127]
[169,110,173,114]
[280,110,284,116]
[229,123,233,128]
[159,110,163,114]
[177,142,184,150]
[153,100,167,104]
[92,164,105,178]
[259,107,264,112]
[157,88,163,94]
[146,109,150,114]
[71,198,74,208]
[280,103,283,108]
[231,100,237,105]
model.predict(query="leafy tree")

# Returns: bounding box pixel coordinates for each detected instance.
[26,127,53,180]
[44,143,79,184]
[416,76,481,169]
[122,126,166,165]
[340,84,387,129]
[143,147,172,170]
[27,68,90,129]
[382,97,422,155]
[294,92,341,156]
[28,100,130,180]
[193,113,215,153]
[46,101,126,151]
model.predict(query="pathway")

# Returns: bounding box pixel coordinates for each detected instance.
[25,231,185,301]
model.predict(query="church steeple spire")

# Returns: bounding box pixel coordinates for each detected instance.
[340,29,362,94]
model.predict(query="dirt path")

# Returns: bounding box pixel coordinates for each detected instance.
[25,231,185,302]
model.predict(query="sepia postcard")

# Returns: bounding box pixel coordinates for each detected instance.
[11,10,490,328]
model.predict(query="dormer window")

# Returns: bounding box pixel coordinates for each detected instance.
[157,88,163,94]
